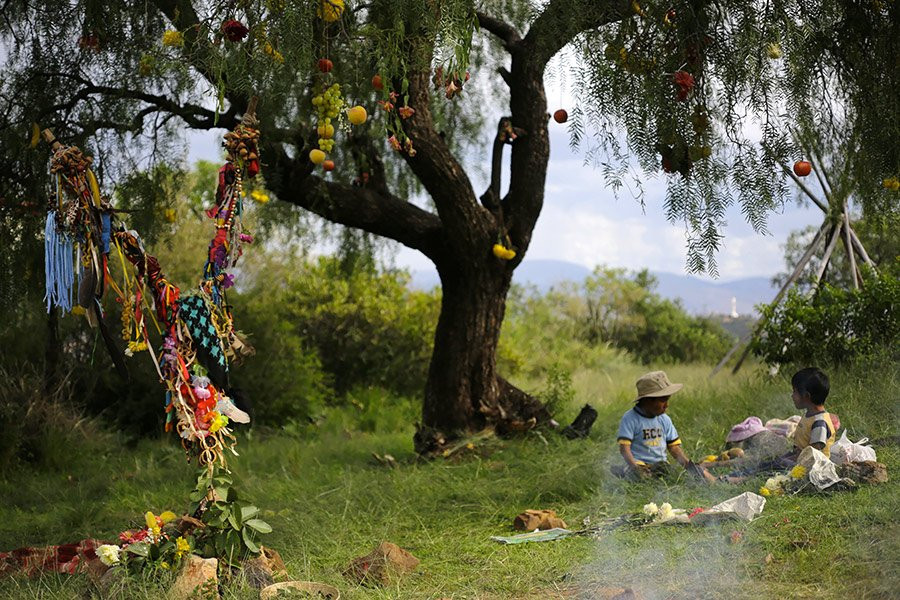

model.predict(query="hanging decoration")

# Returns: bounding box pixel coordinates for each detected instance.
[41,98,262,473]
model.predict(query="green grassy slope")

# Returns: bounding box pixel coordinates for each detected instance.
[1,362,897,599]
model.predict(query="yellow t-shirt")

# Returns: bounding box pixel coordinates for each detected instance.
[791,411,836,457]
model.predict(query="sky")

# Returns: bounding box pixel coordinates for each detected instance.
[186,77,825,284]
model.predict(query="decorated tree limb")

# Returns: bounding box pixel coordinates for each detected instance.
[42,105,259,472]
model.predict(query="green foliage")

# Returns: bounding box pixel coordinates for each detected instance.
[501,268,733,370]
[753,271,900,366]
[190,468,271,562]
[539,363,575,416]
[255,256,440,399]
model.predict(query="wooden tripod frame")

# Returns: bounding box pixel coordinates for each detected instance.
[710,152,878,377]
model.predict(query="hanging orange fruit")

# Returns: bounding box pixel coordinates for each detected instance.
[322,160,335,172]
[317,58,333,73]
[372,74,384,90]
[793,160,812,177]
[553,109,568,123]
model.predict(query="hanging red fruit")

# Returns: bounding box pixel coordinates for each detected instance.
[793,160,812,177]
[372,74,383,90]
[317,58,333,73]
[222,19,249,42]
[673,71,695,101]
[322,160,335,172]
[553,109,568,123]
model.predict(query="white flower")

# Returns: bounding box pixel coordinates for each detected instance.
[642,502,659,516]
[97,544,121,566]
[658,502,675,521]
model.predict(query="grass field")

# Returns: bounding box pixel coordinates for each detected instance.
[1,361,898,599]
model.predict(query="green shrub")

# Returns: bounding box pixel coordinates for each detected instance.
[237,257,439,406]
[753,271,900,366]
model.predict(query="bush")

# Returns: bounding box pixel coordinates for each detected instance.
[752,271,900,366]
[237,257,439,407]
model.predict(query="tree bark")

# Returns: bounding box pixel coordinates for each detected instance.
[414,257,552,454]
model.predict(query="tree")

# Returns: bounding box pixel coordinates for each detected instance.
[1,1,897,452]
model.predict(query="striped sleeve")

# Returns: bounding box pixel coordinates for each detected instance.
[809,418,830,446]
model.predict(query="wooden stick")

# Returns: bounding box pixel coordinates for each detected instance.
[240,95,259,127]
[842,210,859,290]
[812,223,842,288]
[809,153,833,205]
[781,164,828,213]
[41,128,63,151]
[710,221,829,377]
[848,227,876,270]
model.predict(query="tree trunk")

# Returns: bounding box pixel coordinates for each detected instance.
[414,258,551,454]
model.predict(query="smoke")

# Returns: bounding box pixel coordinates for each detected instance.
[572,455,758,600]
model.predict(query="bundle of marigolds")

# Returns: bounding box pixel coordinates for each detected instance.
[759,465,807,496]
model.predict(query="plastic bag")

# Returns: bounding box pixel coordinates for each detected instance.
[690,492,766,524]
[798,446,854,490]
[830,430,877,465]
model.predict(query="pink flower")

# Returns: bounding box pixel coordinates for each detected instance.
[398,106,415,119]
[389,91,399,102]
[379,100,394,112]
[239,233,254,243]
[388,135,401,151]
[193,386,211,399]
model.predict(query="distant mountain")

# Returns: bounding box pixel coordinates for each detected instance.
[409,259,779,316]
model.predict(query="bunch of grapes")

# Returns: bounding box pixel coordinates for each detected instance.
[311,83,343,153]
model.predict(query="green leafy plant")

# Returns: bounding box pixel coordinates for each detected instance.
[189,468,272,562]
[752,272,899,366]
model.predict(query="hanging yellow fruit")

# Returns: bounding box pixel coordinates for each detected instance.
[318,0,345,23]
[309,148,326,164]
[347,105,368,125]
[317,123,335,139]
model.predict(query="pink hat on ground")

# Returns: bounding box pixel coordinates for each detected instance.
[726,416,766,442]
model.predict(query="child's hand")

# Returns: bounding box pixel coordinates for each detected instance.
[633,463,652,479]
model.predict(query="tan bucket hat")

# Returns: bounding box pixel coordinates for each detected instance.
[635,371,683,401]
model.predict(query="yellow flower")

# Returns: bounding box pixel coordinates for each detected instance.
[883,177,900,191]
[164,208,176,223]
[127,340,148,353]
[160,561,170,569]
[159,511,177,524]
[318,0,345,22]
[145,511,161,536]
[789,465,807,479]
[162,30,183,47]
[208,412,229,433]
[174,536,191,559]
[759,486,771,497]
[492,244,516,260]
[250,189,270,203]
[263,42,284,64]
[701,454,718,463]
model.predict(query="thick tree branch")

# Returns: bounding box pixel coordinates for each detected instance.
[504,0,628,251]
[37,79,237,131]
[265,144,445,261]
[401,69,490,252]
[476,11,522,52]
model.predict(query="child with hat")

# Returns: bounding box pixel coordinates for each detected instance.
[614,371,713,481]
